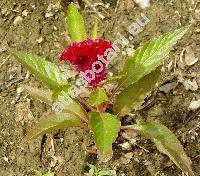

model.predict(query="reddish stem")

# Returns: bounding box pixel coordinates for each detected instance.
[77,97,96,112]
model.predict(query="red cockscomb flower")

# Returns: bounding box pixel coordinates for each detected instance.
[60,39,113,87]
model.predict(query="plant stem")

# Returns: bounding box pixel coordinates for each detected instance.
[96,104,105,112]
[77,97,96,112]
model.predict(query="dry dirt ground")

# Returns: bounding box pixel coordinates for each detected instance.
[0,0,200,175]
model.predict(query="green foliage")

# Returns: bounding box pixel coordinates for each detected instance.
[35,170,54,176]
[89,88,108,106]
[10,49,68,89]
[119,27,188,88]
[85,164,112,176]
[22,85,53,105]
[114,71,160,116]
[21,113,85,144]
[53,88,88,122]
[92,19,98,40]
[66,3,86,42]
[133,122,194,176]
[89,112,120,156]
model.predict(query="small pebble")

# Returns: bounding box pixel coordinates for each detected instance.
[3,157,9,162]
[167,61,173,72]
[47,3,55,11]
[45,12,53,18]
[194,9,200,20]
[134,157,140,163]
[184,47,198,66]
[0,40,8,53]
[121,131,138,141]
[182,79,198,91]
[1,8,9,16]
[53,26,58,31]
[119,142,132,150]
[13,16,23,25]
[22,10,28,17]
[108,72,113,77]
[134,0,150,9]
[191,135,196,140]
[189,99,200,110]
[119,152,133,164]
[159,82,177,94]
[110,170,117,176]
[36,37,43,43]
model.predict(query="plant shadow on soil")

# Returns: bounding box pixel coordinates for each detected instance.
[0,0,199,175]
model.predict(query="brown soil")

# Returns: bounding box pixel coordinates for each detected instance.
[0,0,199,175]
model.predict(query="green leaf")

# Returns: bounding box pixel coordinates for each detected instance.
[53,88,88,122]
[101,74,125,85]
[35,171,43,176]
[133,122,194,176]
[85,164,112,176]
[21,85,89,123]
[89,88,108,106]
[98,170,112,176]
[89,112,120,156]
[114,71,160,116]
[10,49,68,89]
[120,27,188,88]
[66,3,86,42]
[87,164,97,175]
[43,171,54,176]
[92,19,98,40]
[21,113,84,144]
[22,85,53,105]
[35,170,54,176]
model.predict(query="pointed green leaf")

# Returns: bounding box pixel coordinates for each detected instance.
[21,113,84,144]
[114,71,160,116]
[98,171,112,176]
[133,122,194,176]
[87,164,97,175]
[120,27,188,88]
[66,3,86,42]
[35,171,54,176]
[43,171,54,176]
[53,88,88,122]
[22,85,88,123]
[89,88,108,106]
[89,112,120,156]
[102,74,125,85]
[92,19,98,40]
[35,171,43,176]
[22,85,53,105]
[10,49,68,89]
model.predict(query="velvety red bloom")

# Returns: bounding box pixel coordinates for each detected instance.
[60,39,113,87]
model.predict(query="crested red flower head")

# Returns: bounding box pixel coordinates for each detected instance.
[60,38,113,87]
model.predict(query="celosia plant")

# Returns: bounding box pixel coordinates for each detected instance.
[10,3,194,176]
